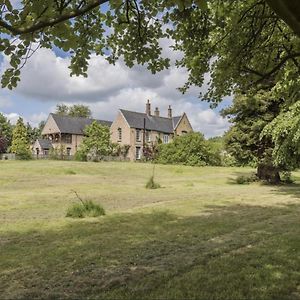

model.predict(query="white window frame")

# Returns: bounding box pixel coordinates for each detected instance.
[136,129,141,142]
[146,130,151,142]
[163,134,169,144]
[136,147,141,160]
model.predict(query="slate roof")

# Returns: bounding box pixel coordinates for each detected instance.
[120,109,183,134]
[51,113,112,135]
[172,116,182,129]
[38,139,53,149]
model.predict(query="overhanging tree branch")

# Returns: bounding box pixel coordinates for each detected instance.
[0,0,110,35]
[266,0,300,38]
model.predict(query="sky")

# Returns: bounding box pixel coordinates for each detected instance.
[0,36,231,138]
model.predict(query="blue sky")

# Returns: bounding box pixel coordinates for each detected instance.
[0,38,231,137]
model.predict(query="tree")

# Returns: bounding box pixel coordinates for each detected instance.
[1,1,299,172]
[55,104,92,118]
[10,117,31,159]
[55,104,70,116]
[26,122,42,144]
[77,121,111,160]
[0,113,13,153]
[69,105,92,118]
[1,0,299,98]
[222,92,284,183]
[0,137,8,154]
[261,101,300,169]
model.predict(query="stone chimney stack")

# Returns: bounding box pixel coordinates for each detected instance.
[146,99,151,115]
[168,105,172,118]
[154,107,160,117]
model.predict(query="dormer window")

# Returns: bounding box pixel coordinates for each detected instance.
[118,128,122,141]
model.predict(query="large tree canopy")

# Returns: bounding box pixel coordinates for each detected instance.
[55,104,92,118]
[0,0,299,104]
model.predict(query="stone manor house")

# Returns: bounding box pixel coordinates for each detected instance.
[34,100,193,161]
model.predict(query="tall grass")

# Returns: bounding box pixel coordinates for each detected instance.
[146,176,161,189]
[66,190,105,218]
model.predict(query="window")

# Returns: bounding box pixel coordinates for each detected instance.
[181,130,187,135]
[163,134,169,144]
[65,134,72,144]
[136,147,141,160]
[145,130,151,142]
[66,148,71,156]
[136,129,141,142]
[118,128,122,141]
[44,150,49,156]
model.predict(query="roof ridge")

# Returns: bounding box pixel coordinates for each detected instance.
[120,108,176,120]
[51,113,111,123]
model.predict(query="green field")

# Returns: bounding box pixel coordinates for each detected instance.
[1,160,300,299]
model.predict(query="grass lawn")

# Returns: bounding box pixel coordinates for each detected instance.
[1,160,300,299]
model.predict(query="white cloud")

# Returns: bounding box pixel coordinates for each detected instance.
[29,112,48,127]
[4,113,21,125]
[0,44,230,136]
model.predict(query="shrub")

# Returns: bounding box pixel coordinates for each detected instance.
[156,132,221,167]
[146,176,161,189]
[16,148,32,160]
[281,171,294,184]
[236,174,258,184]
[66,200,105,218]
[49,145,67,160]
[74,149,87,161]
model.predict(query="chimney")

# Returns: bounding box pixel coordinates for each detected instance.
[154,107,160,117]
[146,99,151,115]
[168,105,172,118]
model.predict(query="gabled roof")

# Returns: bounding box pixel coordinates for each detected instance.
[50,113,112,135]
[120,109,182,134]
[172,116,182,129]
[37,139,53,149]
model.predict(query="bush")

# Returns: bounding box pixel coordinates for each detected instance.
[74,149,87,161]
[16,149,32,160]
[236,174,258,184]
[281,171,294,184]
[146,176,161,189]
[66,200,105,218]
[49,145,67,160]
[156,132,222,167]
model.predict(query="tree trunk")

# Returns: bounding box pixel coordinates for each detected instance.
[257,164,281,184]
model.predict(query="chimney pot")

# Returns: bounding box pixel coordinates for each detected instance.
[146,99,151,115]
[168,105,172,118]
[154,107,160,117]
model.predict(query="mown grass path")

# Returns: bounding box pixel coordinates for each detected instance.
[0,161,300,299]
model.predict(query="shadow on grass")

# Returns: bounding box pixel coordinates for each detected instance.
[271,182,300,199]
[1,204,300,300]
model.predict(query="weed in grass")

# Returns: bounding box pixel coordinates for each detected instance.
[66,190,105,218]
[146,176,161,189]
[185,182,194,187]
[66,200,105,218]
